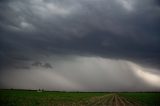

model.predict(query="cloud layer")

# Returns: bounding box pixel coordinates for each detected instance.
[0,0,160,91]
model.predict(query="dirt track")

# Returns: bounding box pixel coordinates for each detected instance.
[83,94,143,106]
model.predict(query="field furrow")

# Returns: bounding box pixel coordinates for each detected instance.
[0,90,160,106]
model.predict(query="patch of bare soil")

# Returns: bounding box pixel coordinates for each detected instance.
[82,94,143,106]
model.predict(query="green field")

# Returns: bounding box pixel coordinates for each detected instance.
[0,89,160,106]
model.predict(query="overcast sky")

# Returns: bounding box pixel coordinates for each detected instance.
[0,0,160,91]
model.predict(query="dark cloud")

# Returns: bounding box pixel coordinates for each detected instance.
[32,61,52,68]
[14,66,30,70]
[156,0,160,6]
[32,61,43,67]
[0,0,160,91]
[43,63,52,68]
[0,0,9,3]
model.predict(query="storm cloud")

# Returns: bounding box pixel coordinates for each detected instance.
[0,0,160,91]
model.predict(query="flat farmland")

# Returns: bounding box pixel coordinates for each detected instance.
[0,89,160,106]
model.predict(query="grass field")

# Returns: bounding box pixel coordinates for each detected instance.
[0,89,160,106]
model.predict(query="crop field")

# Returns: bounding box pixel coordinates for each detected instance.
[0,89,160,106]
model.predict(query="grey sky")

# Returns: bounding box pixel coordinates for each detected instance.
[0,0,160,91]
